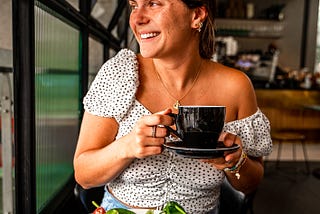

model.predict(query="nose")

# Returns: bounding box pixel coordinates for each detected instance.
[130,7,150,25]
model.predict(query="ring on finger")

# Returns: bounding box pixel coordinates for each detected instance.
[152,125,157,138]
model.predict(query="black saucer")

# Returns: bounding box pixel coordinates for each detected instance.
[163,141,240,159]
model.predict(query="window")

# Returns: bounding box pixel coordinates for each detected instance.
[35,2,80,211]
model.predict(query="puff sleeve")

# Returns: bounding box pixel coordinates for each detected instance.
[223,109,273,157]
[83,49,139,123]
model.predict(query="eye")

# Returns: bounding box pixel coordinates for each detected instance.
[128,1,138,11]
[148,0,161,8]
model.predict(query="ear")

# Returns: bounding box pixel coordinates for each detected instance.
[191,6,208,29]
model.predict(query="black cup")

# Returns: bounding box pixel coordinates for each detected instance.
[167,106,226,149]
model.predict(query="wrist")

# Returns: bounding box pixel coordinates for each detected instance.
[224,151,247,180]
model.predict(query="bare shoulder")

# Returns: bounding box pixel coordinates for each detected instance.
[207,61,258,119]
[209,61,253,93]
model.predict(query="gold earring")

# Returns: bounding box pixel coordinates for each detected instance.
[197,22,203,32]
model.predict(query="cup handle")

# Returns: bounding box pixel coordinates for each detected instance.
[166,113,182,140]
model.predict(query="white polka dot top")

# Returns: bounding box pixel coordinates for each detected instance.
[83,49,273,213]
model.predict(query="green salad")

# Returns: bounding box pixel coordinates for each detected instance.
[92,201,186,214]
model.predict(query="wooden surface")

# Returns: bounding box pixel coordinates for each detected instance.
[255,89,320,140]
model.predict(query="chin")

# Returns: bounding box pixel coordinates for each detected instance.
[139,48,157,58]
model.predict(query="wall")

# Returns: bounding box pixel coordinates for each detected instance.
[273,0,304,69]
[305,0,319,72]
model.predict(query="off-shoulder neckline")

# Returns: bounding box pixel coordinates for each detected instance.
[135,99,261,125]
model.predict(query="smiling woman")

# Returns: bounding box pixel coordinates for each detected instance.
[73,0,272,213]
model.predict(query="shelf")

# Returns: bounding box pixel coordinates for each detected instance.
[215,30,282,39]
[216,18,282,22]
[215,18,284,39]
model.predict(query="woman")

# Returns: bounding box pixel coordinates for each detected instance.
[73,0,272,213]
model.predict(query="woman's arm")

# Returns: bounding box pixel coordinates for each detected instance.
[74,112,133,189]
[224,71,264,194]
[73,109,173,189]
[205,132,264,194]
[202,68,266,194]
[224,155,264,194]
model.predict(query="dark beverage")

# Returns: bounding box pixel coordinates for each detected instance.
[183,132,220,149]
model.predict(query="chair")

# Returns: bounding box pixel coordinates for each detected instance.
[272,131,310,174]
[75,179,255,214]
[74,183,105,213]
[219,179,255,214]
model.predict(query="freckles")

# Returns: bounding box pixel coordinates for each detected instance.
[159,11,178,33]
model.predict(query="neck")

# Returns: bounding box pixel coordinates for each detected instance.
[153,58,204,109]
[152,56,203,91]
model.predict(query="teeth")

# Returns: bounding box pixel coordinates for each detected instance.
[141,32,158,39]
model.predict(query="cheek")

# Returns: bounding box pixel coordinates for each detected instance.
[162,10,192,36]
[167,21,191,40]
[158,14,182,36]
[129,19,139,38]
[129,14,135,30]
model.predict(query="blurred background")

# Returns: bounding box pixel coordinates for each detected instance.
[0,0,320,213]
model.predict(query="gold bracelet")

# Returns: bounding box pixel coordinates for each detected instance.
[224,151,247,180]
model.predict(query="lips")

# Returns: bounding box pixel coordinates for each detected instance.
[140,32,159,39]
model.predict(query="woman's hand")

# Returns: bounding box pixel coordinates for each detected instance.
[125,108,174,159]
[201,132,243,170]
[74,108,174,188]
[202,132,264,194]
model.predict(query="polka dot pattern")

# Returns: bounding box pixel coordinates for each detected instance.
[83,49,273,213]
[223,109,273,157]
[83,49,139,123]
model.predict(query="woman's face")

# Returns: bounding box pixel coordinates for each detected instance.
[128,0,196,58]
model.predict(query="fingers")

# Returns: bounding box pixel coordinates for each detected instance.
[136,109,174,139]
[151,125,157,138]
[134,125,167,146]
[201,157,232,170]
[130,109,174,158]
[219,132,243,163]
[154,108,173,115]
[201,150,243,170]
[131,126,166,158]
[202,132,244,170]
[218,132,238,147]
[149,125,168,139]
[139,109,174,127]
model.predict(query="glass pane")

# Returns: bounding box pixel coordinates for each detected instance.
[65,0,79,11]
[91,0,117,27]
[0,0,13,68]
[0,0,14,213]
[88,37,103,87]
[91,1,135,49]
[109,48,118,58]
[35,2,80,212]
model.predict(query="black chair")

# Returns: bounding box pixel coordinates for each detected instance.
[219,179,255,214]
[74,183,105,213]
[74,179,255,214]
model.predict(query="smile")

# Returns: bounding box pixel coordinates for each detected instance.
[140,32,159,39]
